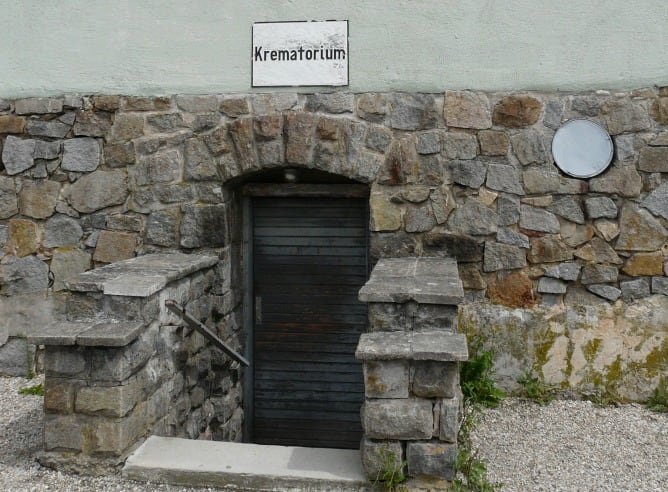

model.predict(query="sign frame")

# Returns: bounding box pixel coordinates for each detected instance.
[251,20,349,88]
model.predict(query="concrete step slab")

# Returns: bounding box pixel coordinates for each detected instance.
[123,436,371,491]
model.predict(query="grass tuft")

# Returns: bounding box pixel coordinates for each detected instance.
[19,383,44,396]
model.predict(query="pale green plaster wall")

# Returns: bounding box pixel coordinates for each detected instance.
[1,0,667,97]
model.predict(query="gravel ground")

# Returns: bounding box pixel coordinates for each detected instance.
[1,375,666,491]
[471,398,667,492]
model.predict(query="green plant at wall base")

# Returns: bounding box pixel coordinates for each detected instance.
[517,371,555,406]
[646,376,668,412]
[19,383,44,396]
[451,404,503,492]
[373,445,407,492]
[460,337,506,407]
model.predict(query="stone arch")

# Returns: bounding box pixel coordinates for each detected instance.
[219,112,384,186]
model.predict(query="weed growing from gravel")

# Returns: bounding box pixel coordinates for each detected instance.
[517,371,555,406]
[460,337,506,408]
[18,383,44,396]
[453,337,505,491]
[452,404,503,491]
[646,376,667,412]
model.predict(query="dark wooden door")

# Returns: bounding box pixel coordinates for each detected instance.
[251,196,367,449]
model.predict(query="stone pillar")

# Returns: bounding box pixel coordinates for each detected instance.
[356,257,467,481]
[28,253,244,474]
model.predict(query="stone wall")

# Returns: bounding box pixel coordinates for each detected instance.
[29,254,244,474]
[0,88,666,399]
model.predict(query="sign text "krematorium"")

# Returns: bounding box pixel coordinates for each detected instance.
[252,20,349,87]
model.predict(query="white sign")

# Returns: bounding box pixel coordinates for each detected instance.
[252,21,348,87]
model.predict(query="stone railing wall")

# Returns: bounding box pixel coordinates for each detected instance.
[27,253,244,474]
[0,88,666,398]
[356,258,468,481]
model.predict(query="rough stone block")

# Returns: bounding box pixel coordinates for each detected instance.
[448,159,487,188]
[497,227,529,249]
[412,361,459,398]
[589,163,642,198]
[520,205,560,233]
[537,277,567,294]
[544,262,581,281]
[104,141,135,168]
[600,98,651,135]
[364,360,409,398]
[76,381,141,418]
[580,264,618,285]
[652,277,668,295]
[133,149,181,186]
[483,241,527,272]
[44,346,88,378]
[0,254,48,294]
[362,399,433,440]
[528,237,573,263]
[370,193,401,232]
[442,132,478,159]
[511,129,549,165]
[2,136,36,175]
[18,180,60,219]
[284,112,317,165]
[638,146,668,173]
[92,95,120,111]
[110,113,144,141]
[616,203,668,251]
[93,230,136,264]
[493,95,542,127]
[44,215,84,248]
[180,204,227,248]
[0,337,35,376]
[219,97,250,117]
[486,162,524,195]
[622,252,664,276]
[25,117,71,138]
[620,278,651,300]
[478,130,509,156]
[439,395,462,443]
[412,304,458,332]
[585,197,618,219]
[61,138,101,172]
[305,92,355,114]
[0,115,25,133]
[44,378,77,414]
[0,177,18,219]
[360,438,404,480]
[587,284,621,301]
[15,97,63,115]
[368,302,410,332]
[444,91,492,129]
[449,198,498,236]
[63,170,128,214]
[406,441,457,480]
[175,95,218,113]
[89,330,155,383]
[44,414,84,451]
[73,110,113,137]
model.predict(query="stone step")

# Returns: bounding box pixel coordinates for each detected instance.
[123,436,371,491]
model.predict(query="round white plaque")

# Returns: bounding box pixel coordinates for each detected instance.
[551,119,614,178]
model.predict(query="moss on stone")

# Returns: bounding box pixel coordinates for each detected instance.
[583,338,602,363]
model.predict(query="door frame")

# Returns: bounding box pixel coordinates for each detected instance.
[241,183,369,443]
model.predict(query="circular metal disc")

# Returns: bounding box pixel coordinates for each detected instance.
[551,119,614,178]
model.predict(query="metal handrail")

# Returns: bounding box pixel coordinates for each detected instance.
[164,299,249,367]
